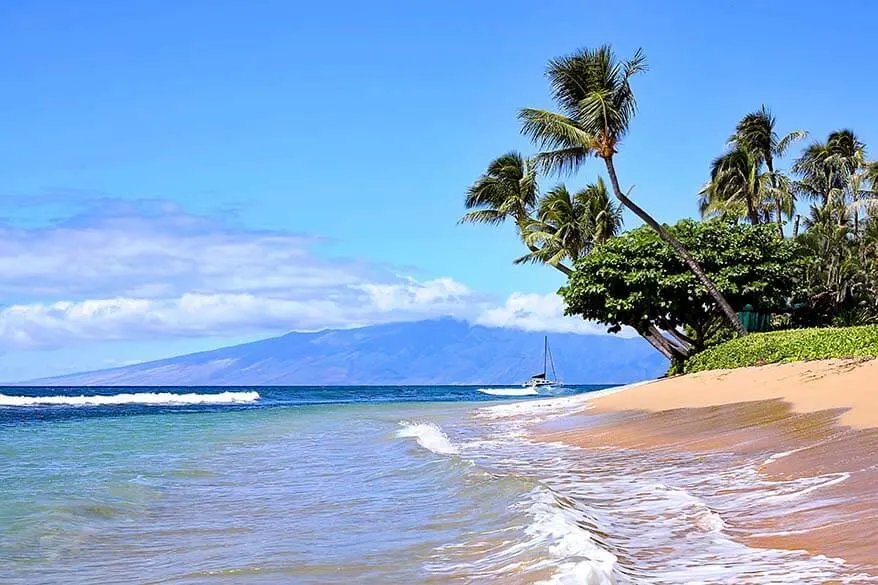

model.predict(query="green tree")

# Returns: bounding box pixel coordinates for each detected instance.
[516,178,623,268]
[519,45,748,336]
[700,108,803,234]
[460,154,677,357]
[700,146,771,225]
[560,220,806,366]
[733,107,806,234]
[793,130,867,233]
[460,152,537,229]
[459,152,572,272]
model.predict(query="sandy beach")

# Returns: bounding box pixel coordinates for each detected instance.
[541,358,878,575]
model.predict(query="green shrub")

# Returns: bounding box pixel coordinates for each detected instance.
[684,325,878,373]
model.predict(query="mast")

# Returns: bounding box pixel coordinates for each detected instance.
[543,336,548,376]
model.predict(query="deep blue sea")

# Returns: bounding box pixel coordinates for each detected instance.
[1,385,869,584]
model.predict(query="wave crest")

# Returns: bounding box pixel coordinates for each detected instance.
[0,391,260,407]
[396,421,458,455]
[477,387,539,397]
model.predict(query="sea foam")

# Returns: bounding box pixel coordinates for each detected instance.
[0,391,260,407]
[477,387,539,397]
[396,421,459,455]
[525,489,618,585]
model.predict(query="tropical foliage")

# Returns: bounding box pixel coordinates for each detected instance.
[685,325,878,373]
[699,107,805,233]
[518,45,747,335]
[697,116,878,335]
[461,152,623,275]
[559,221,804,367]
[461,43,878,367]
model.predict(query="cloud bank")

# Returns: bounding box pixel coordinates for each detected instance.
[0,199,606,350]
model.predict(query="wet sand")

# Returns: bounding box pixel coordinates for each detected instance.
[540,359,878,574]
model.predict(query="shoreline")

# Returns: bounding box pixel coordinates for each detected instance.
[537,359,878,576]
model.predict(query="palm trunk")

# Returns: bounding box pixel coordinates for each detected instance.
[793,214,801,238]
[766,160,785,238]
[746,199,760,226]
[639,325,690,361]
[853,191,860,238]
[664,327,696,354]
[603,156,748,337]
[775,201,785,238]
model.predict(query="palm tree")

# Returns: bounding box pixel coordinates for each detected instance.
[519,45,747,336]
[794,130,867,231]
[857,161,878,215]
[460,151,576,275]
[700,147,766,225]
[732,107,806,234]
[460,152,537,228]
[516,178,623,268]
[699,145,796,228]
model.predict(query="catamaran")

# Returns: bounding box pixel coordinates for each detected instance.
[524,336,560,388]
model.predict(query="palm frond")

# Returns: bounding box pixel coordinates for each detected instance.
[533,147,592,176]
[458,209,507,225]
[776,130,808,156]
[519,109,595,153]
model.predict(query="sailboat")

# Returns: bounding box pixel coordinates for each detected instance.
[523,336,560,388]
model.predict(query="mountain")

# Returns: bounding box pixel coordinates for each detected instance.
[24,318,667,386]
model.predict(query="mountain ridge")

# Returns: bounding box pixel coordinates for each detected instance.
[20,318,667,386]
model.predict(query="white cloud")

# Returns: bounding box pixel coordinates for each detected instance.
[475,292,636,337]
[0,281,482,350]
[356,277,473,312]
[0,199,620,350]
[0,199,375,300]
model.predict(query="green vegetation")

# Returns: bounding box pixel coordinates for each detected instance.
[684,326,878,373]
[461,43,878,371]
[560,221,804,366]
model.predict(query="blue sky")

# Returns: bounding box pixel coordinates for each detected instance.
[1,0,876,380]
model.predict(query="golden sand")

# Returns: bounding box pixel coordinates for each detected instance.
[591,358,878,429]
[540,359,878,572]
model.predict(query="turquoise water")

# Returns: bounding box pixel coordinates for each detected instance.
[2,386,874,584]
[0,385,600,584]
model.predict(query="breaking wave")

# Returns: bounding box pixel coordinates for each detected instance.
[0,391,261,407]
[477,387,539,397]
[396,421,459,455]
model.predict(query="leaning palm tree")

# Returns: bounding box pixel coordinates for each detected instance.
[519,45,747,335]
[516,178,623,268]
[585,177,625,245]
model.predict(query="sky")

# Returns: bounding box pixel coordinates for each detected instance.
[1,0,876,381]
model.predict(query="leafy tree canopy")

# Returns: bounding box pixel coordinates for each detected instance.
[560,220,807,350]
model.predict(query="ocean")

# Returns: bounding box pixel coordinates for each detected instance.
[1,385,873,584]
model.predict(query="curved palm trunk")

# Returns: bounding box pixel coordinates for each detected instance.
[603,157,748,337]
[639,325,683,361]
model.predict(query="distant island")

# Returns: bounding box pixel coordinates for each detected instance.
[19,318,666,386]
